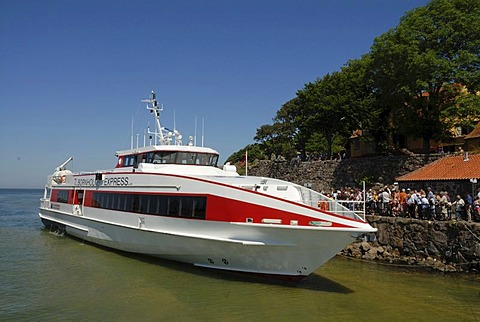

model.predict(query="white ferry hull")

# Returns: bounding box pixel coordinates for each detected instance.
[39,206,363,279]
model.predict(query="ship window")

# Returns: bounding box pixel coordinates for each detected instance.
[104,193,111,209]
[144,152,154,164]
[210,155,219,167]
[180,198,194,217]
[148,151,219,166]
[111,194,117,209]
[195,153,209,165]
[152,151,176,164]
[154,195,168,215]
[90,192,206,219]
[176,152,196,165]
[131,194,140,212]
[56,190,70,203]
[123,155,135,167]
[167,196,181,216]
[123,194,132,211]
[192,197,206,219]
[94,192,101,208]
[139,195,149,213]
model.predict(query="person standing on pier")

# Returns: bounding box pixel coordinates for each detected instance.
[452,195,465,221]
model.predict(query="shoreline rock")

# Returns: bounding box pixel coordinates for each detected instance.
[340,215,480,273]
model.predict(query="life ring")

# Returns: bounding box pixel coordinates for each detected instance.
[60,176,66,184]
[318,200,330,211]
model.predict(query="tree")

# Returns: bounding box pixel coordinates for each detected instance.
[336,56,380,152]
[371,0,480,153]
[254,55,379,160]
[253,98,305,160]
[296,72,359,159]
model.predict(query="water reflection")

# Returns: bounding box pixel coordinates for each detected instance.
[123,249,355,294]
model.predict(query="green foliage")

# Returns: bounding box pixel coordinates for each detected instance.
[370,0,480,152]
[225,144,266,172]
[236,0,480,160]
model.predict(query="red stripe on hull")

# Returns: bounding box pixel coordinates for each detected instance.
[205,195,354,228]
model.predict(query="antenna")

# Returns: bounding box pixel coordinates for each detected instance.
[194,116,197,146]
[202,117,205,147]
[130,117,134,149]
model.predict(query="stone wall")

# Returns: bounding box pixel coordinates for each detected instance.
[343,216,480,272]
[248,155,442,193]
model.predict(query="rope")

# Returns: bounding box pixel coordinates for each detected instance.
[461,222,480,242]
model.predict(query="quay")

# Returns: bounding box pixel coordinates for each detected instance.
[343,215,480,272]
[249,154,480,272]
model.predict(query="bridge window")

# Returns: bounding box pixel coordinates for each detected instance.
[118,151,219,167]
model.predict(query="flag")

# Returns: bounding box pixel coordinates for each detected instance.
[240,150,248,175]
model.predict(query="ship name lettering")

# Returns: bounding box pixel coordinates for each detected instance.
[74,178,96,186]
[103,177,129,186]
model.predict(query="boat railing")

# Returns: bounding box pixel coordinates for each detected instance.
[334,200,366,221]
[40,198,51,209]
[296,186,365,221]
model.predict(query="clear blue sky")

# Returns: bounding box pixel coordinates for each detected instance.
[0,0,429,188]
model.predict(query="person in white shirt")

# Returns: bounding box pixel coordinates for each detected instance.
[453,195,465,221]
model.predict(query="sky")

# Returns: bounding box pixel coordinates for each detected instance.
[0,0,429,188]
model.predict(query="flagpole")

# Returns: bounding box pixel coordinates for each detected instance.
[245,149,248,176]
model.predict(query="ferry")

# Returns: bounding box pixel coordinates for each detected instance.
[39,91,376,281]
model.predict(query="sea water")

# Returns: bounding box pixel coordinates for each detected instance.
[0,189,479,321]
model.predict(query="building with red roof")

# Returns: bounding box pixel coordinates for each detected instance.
[396,154,480,196]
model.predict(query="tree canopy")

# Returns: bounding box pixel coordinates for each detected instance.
[370,0,480,152]
[227,0,480,164]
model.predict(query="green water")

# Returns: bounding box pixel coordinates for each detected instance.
[0,189,479,321]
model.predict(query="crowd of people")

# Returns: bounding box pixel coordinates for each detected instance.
[329,186,480,222]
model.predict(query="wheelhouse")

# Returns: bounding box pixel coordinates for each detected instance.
[116,149,219,168]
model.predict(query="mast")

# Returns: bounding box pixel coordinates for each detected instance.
[141,91,183,146]
[143,91,165,144]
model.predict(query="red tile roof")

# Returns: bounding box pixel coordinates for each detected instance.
[396,154,480,181]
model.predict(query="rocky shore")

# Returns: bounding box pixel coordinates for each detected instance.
[342,215,480,272]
